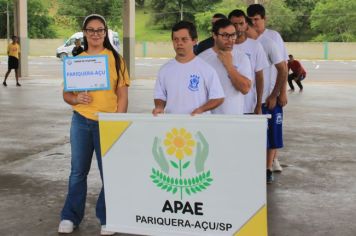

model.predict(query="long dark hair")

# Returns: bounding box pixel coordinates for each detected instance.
[82,14,122,86]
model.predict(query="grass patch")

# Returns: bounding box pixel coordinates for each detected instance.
[136,9,171,42]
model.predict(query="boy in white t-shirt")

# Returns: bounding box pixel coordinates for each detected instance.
[228,9,269,114]
[153,21,225,115]
[199,18,251,115]
[247,4,288,183]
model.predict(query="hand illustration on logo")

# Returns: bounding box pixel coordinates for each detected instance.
[152,137,169,174]
[195,131,209,173]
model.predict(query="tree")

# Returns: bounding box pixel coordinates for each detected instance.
[285,0,318,41]
[310,0,356,42]
[150,0,222,29]
[263,0,296,41]
[136,0,145,8]
[28,0,56,38]
[0,0,56,38]
[0,0,13,38]
[195,0,246,36]
[57,0,122,31]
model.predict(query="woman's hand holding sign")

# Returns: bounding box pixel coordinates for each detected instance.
[75,92,92,105]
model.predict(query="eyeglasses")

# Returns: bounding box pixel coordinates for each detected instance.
[216,32,237,40]
[84,28,106,36]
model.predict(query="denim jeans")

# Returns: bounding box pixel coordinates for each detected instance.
[61,111,106,226]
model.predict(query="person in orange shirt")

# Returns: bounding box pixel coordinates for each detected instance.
[288,54,306,92]
[3,36,21,87]
[58,14,129,235]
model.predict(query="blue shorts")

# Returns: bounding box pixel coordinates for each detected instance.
[262,103,283,149]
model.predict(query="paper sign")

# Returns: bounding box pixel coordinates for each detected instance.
[63,55,110,91]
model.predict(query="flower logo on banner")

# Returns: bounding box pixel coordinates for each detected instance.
[150,128,213,200]
[164,128,195,160]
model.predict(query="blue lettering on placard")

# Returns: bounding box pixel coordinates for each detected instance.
[67,70,105,77]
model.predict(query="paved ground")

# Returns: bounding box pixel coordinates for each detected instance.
[0,58,356,235]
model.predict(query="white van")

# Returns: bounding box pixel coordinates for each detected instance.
[56,30,120,59]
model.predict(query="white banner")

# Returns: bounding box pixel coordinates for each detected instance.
[99,114,268,236]
[63,55,110,91]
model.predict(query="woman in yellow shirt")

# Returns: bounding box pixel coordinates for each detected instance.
[58,14,129,235]
[3,35,21,87]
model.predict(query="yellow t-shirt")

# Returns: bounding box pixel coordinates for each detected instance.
[8,43,20,59]
[73,48,130,121]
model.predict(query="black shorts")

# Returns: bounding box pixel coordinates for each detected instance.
[8,56,19,70]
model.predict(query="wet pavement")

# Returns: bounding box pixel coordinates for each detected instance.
[0,58,356,235]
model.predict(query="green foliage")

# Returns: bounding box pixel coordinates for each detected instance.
[57,0,122,31]
[135,0,145,8]
[150,0,223,30]
[28,0,56,38]
[2,0,356,42]
[310,0,356,42]
[195,0,245,37]
[285,0,318,41]
[264,0,296,41]
[0,0,56,38]
[0,0,13,38]
[135,9,171,42]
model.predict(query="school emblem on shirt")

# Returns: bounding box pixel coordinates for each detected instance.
[188,74,200,91]
[150,128,213,200]
[276,113,283,124]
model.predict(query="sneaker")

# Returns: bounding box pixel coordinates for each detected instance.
[58,220,75,233]
[2,81,7,87]
[266,169,274,184]
[101,225,115,235]
[16,82,21,87]
[272,158,283,173]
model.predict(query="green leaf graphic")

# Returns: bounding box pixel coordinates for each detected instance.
[182,161,190,169]
[173,187,178,194]
[170,161,179,169]
[150,168,214,198]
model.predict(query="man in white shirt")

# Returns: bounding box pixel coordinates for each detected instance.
[228,9,269,114]
[153,21,225,115]
[247,4,288,183]
[199,18,251,115]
